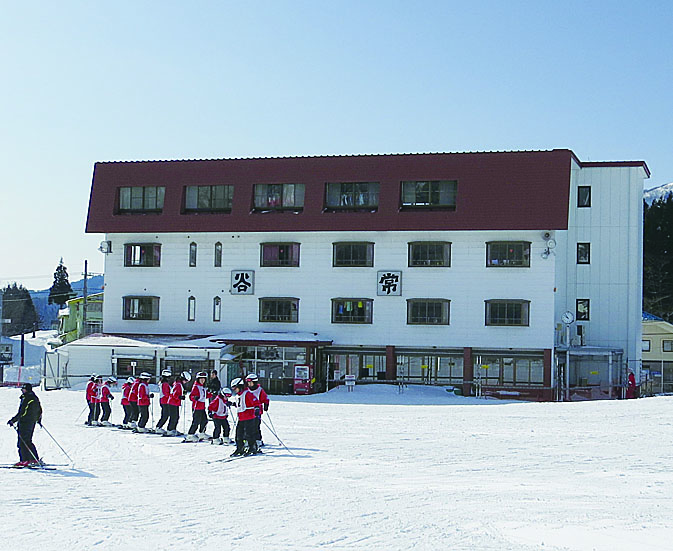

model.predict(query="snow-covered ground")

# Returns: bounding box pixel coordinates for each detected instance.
[1,384,672,550]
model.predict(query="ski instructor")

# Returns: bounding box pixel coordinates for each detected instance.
[7,383,43,467]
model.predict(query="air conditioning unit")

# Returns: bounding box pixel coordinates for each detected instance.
[99,241,112,254]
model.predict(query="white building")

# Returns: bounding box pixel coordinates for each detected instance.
[83,150,649,399]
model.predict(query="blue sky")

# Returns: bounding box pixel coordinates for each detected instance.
[1,1,671,290]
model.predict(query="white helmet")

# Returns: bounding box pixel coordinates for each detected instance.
[220,387,232,396]
[161,370,172,377]
[245,373,259,382]
[230,378,244,388]
[106,377,117,384]
[139,372,152,379]
[126,377,135,384]
[196,371,208,379]
[181,371,191,381]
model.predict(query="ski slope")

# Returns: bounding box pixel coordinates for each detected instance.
[1,385,672,550]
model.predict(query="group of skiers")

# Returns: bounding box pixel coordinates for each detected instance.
[85,369,270,456]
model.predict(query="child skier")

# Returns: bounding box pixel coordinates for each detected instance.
[128,376,141,428]
[208,387,232,445]
[185,371,210,442]
[135,372,153,432]
[99,377,116,426]
[230,377,260,456]
[245,373,269,447]
[154,370,172,434]
[121,377,134,428]
[85,374,98,426]
[90,375,104,426]
[166,371,190,436]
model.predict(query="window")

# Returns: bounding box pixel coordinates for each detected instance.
[407,299,450,325]
[577,243,591,264]
[576,299,590,321]
[253,184,305,211]
[259,298,299,322]
[124,244,161,267]
[485,300,530,326]
[325,182,379,211]
[663,340,673,353]
[642,340,651,352]
[189,242,197,267]
[486,242,531,267]
[333,242,374,267]
[401,180,457,209]
[118,186,165,213]
[214,242,222,267]
[332,299,373,324]
[260,243,300,267]
[122,296,159,320]
[408,242,451,267]
[188,296,196,321]
[578,186,591,207]
[184,185,233,213]
[213,297,221,322]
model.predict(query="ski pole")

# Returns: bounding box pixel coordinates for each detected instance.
[40,424,74,464]
[75,403,89,423]
[261,416,295,457]
[266,410,278,436]
[150,397,155,429]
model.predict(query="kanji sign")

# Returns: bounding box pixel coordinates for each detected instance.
[377,271,402,296]
[231,270,255,295]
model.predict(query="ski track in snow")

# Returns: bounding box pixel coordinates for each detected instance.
[1,386,673,550]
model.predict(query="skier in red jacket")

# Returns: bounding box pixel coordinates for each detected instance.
[230,378,261,456]
[85,374,98,426]
[166,372,190,436]
[121,377,134,428]
[185,372,210,442]
[246,373,269,447]
[135,372,153,432]
[128,377,141,428]
[208,387,232,445]
[154,370,172,435]
[99,377,116,426]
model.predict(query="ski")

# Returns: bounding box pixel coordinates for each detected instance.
[207,450,274,464]
[0,465,58,470]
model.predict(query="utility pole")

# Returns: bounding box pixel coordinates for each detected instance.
[83,259,88,337]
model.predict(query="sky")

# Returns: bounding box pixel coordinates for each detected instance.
[1,0,672,291]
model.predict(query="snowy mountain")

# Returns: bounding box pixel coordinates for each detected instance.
[644,182,673,204]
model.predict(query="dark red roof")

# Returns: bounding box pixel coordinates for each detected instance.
[84,149,633,234]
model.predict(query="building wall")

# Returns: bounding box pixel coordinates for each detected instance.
[555,163,645,375]
[102,229,557,350]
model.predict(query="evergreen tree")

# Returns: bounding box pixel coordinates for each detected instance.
[1,283,39,336]
[48,258,76,308]
[644,196,673,321]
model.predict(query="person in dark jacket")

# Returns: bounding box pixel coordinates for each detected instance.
[207,370,221,394]
[7,383,43,466]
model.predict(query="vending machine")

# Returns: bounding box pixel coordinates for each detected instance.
[293,364,314,395]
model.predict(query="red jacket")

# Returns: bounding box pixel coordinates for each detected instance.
[189,382,209,411]
[121,382,132,406]
[249,385,269,415]
[208,395,229,419]
[235,388,260,421]
[99,384,112,403]
[86,381,97,403]
[129,379,140,403]
[168,381,183,407]
[137,381,151,407]
[159,382,171,405]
